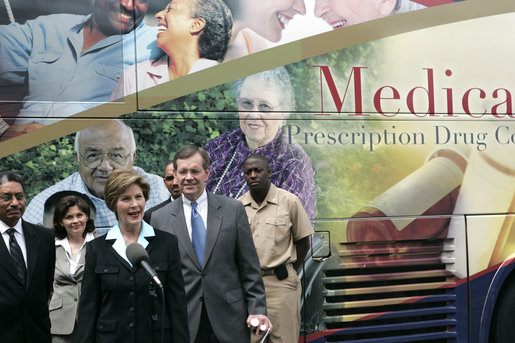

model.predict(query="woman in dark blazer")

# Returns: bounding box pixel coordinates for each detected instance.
[77,169,189,343]
[50,195,95,343]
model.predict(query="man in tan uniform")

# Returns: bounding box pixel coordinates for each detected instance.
[239,154,314,343]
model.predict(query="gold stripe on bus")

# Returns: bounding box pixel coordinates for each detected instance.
[322,270,455,284]
[323,296,426,310]
[324,282,451,297]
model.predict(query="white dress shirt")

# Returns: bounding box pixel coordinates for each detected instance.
[0,219,27,265]
[55,232,95,275]
[181,190,208,240]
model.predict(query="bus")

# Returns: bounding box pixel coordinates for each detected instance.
[1,0,514,342]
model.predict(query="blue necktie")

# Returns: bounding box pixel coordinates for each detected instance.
[191,201,206,268]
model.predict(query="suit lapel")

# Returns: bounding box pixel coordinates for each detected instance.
[0,229,21,283]
[23,221,39,287]
[105,237,133,271]
[204,193,222,267]
[170,198,201,270]
[55,246,73,281]
[74,245,86,280]
[146,235,156,259]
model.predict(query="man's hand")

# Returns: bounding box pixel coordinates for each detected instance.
[246,314,272,336]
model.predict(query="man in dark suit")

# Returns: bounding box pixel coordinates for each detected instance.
[0,171,55,343]
[144,160,181,223]
[151,145,271,343]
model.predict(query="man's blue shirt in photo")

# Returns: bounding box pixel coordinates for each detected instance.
[0,14,160,124]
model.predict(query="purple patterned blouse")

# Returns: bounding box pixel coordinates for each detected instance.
[205,128,317,220]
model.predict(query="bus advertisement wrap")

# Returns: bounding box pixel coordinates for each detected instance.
[1,1,514,342]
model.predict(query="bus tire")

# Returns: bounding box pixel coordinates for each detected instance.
[490,277,515,343]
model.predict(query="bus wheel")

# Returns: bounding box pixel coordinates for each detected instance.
[490,278,515,343]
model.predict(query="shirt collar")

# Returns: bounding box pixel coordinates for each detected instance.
[106,221,155,267]
[72,14,92,33]
[0,218,22,234]
[181,189,208,207]
[55,231,95,247]
[241,183,278,209]
[72,15,148,51]
[147,54,169,79]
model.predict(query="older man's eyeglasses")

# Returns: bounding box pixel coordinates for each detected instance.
[238,98,280,112]
[79,152,132,168]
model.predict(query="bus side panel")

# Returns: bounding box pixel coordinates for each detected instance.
[467,215,515,342]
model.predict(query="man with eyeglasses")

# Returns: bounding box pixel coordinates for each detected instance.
[143,160,181,223]
[23,120,168,234]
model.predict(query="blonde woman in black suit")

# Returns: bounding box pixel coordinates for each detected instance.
[77,169,189,343]
[49,195,95,343]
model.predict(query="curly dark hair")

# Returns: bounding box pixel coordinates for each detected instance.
[192,0,233,62]
[53,195,95,240]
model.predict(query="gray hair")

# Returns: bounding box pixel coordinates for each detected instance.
[221,0,239,15]
[74,120,136,159]
[231,66,296,113]
[0,171,25,193]
[192,0,233,62]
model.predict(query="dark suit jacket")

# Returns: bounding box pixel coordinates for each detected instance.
[0,220,55,343]
[77,228,189,343]
[143,198,171,224]
[150,192,266,343]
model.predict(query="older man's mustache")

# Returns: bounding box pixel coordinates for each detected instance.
[92,171,110,178]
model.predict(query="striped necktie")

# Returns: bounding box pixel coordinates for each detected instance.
[7,228,26,285]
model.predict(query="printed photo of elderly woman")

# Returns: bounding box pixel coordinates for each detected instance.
[204,66,317,220]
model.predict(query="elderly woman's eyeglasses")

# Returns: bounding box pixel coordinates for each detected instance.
[238,98,280,112]
[79,152,132,168]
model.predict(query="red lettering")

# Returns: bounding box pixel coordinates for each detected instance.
[442,88,457,117]
[492,88,513,118]
[373,86,400,117]
[406,68,436,117]
[313,65,368,116]
[462,88,486,118]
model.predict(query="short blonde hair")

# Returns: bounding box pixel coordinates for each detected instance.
[104,169,150,213]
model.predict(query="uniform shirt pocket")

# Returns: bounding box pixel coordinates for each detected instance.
[95,63,123,83]
[265,217,289,241]
[30,50,62,64]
